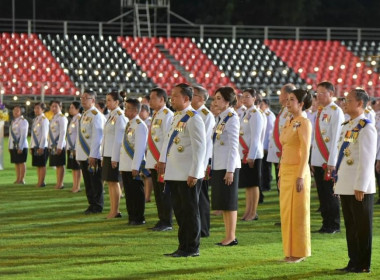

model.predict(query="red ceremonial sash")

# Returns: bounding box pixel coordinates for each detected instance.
[314,107,329,163]
[148,113,164,183]
[239,136,249,164]
[273,107,284,158]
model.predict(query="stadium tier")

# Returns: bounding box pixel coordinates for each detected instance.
[1,33,380,97]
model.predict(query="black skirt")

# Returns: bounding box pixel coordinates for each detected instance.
[102,157,120,182]
[10,148,28,164]
[66,150,80,170]
[210,169,240,211]
[31,148,49,167]
[49,148,66,167]
[238,159,262,188]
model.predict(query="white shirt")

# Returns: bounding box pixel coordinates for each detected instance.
[311,102,344,167]
[48,113,68,149]
[263,108,275,151]
[212,107,241,172]
[239,105,264,160]
[159,105,206,180]
[267,107,289,163]
[76,106,105,160]
[9,116,29,149]
[334,114,376,195]
[375,111,380,160]
[119,116,148,172]
[197,104,216,170]
[101,107,128,162]
[67,113,81,150]
[31,114,49,149]
[145,106,173,169]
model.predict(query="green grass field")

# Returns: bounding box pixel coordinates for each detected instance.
[0,137,379,279]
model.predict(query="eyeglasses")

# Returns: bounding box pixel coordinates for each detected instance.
[80,96,93,100]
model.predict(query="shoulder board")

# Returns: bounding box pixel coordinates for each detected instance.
[92,110,98,115]
[228,112,234,117]
[163,108,169,114]
[341,120,349,126]
[365,109,370,114]
[201,108,209,115]
[77,115,81,120]
[251,109,257,113]
[117,111,122,116]
[21,116,24,119]
[265,112,270,116]
[259,109,264,114]
[359,119,370,127]
[186,110,195,117]
[136,119,141,124]
[60,113,64,117]
[330,105,337,110]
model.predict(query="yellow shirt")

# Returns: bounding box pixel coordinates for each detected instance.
[280,115,311,178]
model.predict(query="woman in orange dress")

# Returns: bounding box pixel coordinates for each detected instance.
[279,89,312,263]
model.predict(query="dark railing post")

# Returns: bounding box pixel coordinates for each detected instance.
[327,28,331,41]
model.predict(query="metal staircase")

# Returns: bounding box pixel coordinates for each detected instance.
[134,3,151,37]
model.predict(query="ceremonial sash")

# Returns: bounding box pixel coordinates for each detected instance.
[239,136,249,164]
[10,121,20,149]
[333,119,370,182]
[147,114,165,182]
[165,111,196,158]
[314,107,329,163]
[49,122,60,148]
[31,120,39,149]
[78,118,90,156]
[212,112,233,143]
[123,124,150,180]
[273,107,284,158]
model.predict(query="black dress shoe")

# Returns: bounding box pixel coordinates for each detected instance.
[84,208,93,215]
[325,228,340,234]
[154,225,173,232]
[172,250,199,257]
[216,239,238,246]
[115,213,122,218]
[312,227,327,233]
[163,250,178,257]
[352,268,371,273]
[148,222,162,230]
[128,220,146,225]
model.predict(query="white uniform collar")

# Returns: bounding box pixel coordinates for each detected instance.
[155,106,167,114]
[177,105,193,115]
[349,113,366,124]
[246,105,256,111]
[219,107,233,118]
[323,101,335,109]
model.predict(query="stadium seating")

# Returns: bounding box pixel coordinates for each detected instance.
[265,40,380,96]
[0,33,77,95]
[41,34,155,96]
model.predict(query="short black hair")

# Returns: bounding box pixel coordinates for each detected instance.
[262,98,270,106]
[34,102,46,111]
[291,89,312,111]
[107,91,122,103]
[193,85,209,102]
[71,101,81,110]
[175,83,193,101]
[351,88,369,109]
[150,87,168,103]
[126,98,141,113]
[282,83,296,94]
[242,88,256,98]
[317,81,335,93]
[141,104,150,112]
[51,100,62,108]
[83,89,97,99]
[214,86,237,107]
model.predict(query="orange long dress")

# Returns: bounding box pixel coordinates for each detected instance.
[279,115,312,258]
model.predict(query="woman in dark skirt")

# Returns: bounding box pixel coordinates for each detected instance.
[67,102,82,193]
[48,100,68,189]
[101,91,127,219]
[211,87,241,246]
[9,106,29,184]
[238,88,265,221]
[30,102,49,187]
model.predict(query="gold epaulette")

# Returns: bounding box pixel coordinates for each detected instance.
[92,110,98,115]
[330,105,337,110]
[259,109,264,114]
[265,111,270,116]
[251,109,257,113]
[42,116,46,119]
[163,108,169,114]
[201,108,209,115]
[136,119,141,124]
[359,119,368,127]
[117,111,122,116]
[365,109,370,114]
[60,113,64,117]
[186,110,195,117]
[228,112,233,117]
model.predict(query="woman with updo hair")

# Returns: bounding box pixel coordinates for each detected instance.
[102,91,128,219]
[211,87,241,246]
[279,88,312,263]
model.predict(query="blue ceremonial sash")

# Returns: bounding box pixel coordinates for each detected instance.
[78,119,90,156]
[123,125,150,180]
[9,122,19,149]
[165,111,196,159]
[333,118,370,182]
[48,123,60,147]
[212,112,234,143]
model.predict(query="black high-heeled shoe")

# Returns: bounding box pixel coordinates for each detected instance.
[215,239,238,246]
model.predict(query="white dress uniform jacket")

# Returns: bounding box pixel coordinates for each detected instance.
[67,113,81,150]
[375,111,380,160]
[334,114,376,195]
[306,110,317,147]
[267,107,289,163]
[101,107,127,162]
[197,104,216,170]
[365,107,376,124]
[259,109,267,148]
[9,116,29,149]
[31,114,49,149]
[235,105,247,119]
[212,107,241,172]
[263,108,275,151]
[145,106,173,169]
[311,102,344,167]
[48,113,68,150]
[76,106,105,161]
[239,105,264,160]
[159,105,206,180]
[119,116,148,172]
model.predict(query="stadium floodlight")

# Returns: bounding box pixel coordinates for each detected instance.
[298,68,303,73]
[329,66,334,70]
[368,81,373,86]
[371,61,377,65]
[356,63,361,67]
[340,65,345,70]
[314,67,319,72]
[13,96,18,101]
[337,78,343,83]
[367,70,372,75]
[26,100,31,106]
[352,74,358,79]
[344,92,349,96]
